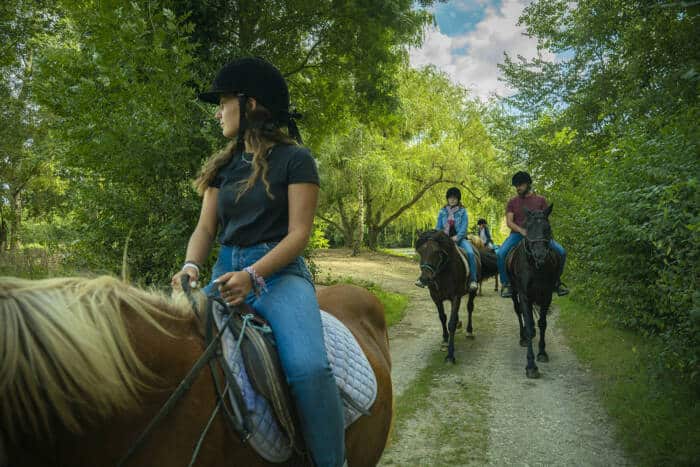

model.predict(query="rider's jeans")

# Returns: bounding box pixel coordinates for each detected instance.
[205,243,345,467]
[497,233,567,285]
[457,239,478,283]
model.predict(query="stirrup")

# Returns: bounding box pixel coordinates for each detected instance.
[556,282,570,296]
[500,285,513,298]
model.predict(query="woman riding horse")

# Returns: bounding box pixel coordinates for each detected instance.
[170,57,343,466]
[415,187,478,292]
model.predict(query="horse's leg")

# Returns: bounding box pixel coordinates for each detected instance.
[519,294,539,378]
[537,300,551,362]
[435,299,449,346]
[512,294,527,346]
[494,274,499,292]
[465,291,475,339]
[445,296,461,364]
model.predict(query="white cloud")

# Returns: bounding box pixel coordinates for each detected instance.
[409,0,555,100]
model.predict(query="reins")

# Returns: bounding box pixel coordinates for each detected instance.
[117,278,252,467]
[420,247,448,279]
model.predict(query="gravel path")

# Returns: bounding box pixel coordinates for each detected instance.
[314,249,630,466]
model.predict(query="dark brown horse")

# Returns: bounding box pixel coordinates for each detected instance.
[0,276,392,466]
[468,235,499,295]
[507,204,562,378]
[415,230,484,363]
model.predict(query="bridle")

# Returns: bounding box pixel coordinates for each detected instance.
[523,235,551,268]
[419,243,449,284]
[117,277,251,467]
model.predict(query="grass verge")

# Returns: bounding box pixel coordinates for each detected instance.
[382,347,491,465]
[318,275,409,327]
[557,296,700,467]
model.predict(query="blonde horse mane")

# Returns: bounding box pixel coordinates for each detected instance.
[468,234,485,249]
[0,275,201,440]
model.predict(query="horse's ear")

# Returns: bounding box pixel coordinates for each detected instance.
[545,203,553,217]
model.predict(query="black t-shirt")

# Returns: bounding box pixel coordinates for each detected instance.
[209,144,320,247]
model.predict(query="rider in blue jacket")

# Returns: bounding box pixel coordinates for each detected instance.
[416,187,478,292]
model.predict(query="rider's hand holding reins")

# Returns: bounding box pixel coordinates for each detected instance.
[214,271,253,306]
[171,267,198,291]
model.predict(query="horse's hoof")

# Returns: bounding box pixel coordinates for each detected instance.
[519,339,528,347]
[445,355,456,364]
[465,332,475,339]
[537,353,549,362]
[526,367,540,379]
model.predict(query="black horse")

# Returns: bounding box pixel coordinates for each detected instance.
[506,204,562,378]
[415,230,490,363]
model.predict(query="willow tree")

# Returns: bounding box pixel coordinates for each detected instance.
[317,66,508,251]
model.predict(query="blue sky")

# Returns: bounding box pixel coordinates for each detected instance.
[410,0,554,101]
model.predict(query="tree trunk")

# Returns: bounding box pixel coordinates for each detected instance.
[351,174,364,256]
[366,226,380,250]
[9,191,22,250]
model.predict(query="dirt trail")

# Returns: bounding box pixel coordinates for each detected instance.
[314,249,629,466]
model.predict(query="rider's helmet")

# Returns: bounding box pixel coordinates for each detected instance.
[198,57,302,148]
[511,171,532,186]
[477,218,487,226]
[446,187,461,201]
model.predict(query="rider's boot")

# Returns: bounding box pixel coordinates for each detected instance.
[500,284,513,298]
[469,280,478,292]
[555,281,569,296]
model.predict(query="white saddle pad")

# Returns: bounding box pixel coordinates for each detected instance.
[213,308,377,463]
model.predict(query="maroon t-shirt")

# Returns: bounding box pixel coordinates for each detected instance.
[506,194,548,231]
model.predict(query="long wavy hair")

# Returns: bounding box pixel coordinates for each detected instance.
[194,98,297,199]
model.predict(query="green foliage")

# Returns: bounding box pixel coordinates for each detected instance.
[558,297,700,466]
[3,0,446,285]
[318,275,408,327]
[496,0,700,381]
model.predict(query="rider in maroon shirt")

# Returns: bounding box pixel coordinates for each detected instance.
[497,171,569,298]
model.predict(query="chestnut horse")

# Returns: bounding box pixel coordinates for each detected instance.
[0,276,392,466]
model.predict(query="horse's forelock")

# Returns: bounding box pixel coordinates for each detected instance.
[415,229,452,251]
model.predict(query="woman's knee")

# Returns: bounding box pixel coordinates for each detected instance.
[285,357,333,383]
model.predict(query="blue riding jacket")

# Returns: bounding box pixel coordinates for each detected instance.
[436,205,468,241]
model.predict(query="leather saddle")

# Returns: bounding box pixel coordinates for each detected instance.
[207,300,305,454]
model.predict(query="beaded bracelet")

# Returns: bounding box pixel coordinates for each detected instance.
[243,266,268,296]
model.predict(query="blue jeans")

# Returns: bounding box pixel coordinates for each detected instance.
[497,233,566,285]
[457,239,478,283]
[205,243,344,467]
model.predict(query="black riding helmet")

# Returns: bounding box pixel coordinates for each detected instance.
[511,171,532,186]
[198,57,302,149]
[446,187,461,201]
[477,218,487,225]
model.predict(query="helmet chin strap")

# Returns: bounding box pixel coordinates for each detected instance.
[236,94,248,153]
